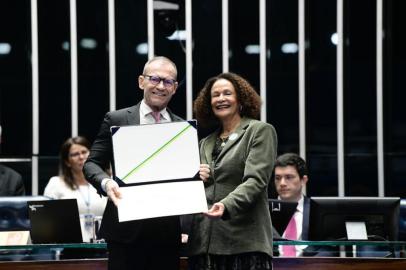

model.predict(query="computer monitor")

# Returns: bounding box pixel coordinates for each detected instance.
[399,199,406,241]
[268,199,298,237]
[309,197,400,241]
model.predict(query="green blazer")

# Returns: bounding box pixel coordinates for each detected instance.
[187,117,277,256]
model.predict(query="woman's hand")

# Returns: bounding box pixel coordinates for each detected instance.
[199,164,211,182]
[204,202,225,219]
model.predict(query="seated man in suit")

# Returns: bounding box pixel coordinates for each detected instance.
[273,153,309,256]
[0,124,25,196]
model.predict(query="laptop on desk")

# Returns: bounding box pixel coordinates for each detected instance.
[269,199,298,239]
[27,199,83,244]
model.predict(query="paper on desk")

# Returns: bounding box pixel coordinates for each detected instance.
[0,231,30,245]
[345,221,368,240]
[117,181,208,222]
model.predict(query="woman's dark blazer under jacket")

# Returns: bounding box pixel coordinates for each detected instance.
[187,117,277,257]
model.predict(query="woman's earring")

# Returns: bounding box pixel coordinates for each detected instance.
[239,105,243,112]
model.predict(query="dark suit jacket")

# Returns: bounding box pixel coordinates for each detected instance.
[83,103,182,244]
[0,164,25,196]
[302,196,310,240]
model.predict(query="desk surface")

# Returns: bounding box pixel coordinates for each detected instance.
[0,241,405,270]
[0,241,405,258]
[1,240,405,249]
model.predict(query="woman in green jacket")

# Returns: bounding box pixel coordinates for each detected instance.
[187,72,277,270]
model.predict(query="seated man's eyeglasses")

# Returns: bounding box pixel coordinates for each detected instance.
[143,75,177,88]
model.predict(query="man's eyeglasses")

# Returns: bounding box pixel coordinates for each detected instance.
[143,75,177,88]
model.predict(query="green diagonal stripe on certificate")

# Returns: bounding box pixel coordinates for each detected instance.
[122,124,193,181]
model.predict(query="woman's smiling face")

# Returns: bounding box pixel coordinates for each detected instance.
[210,79,240,121]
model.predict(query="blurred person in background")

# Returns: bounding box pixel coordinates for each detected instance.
[0,124,25,196]
[273,153,310,256]
[44,136,107,242]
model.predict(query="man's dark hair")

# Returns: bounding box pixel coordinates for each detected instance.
[274,153,308,178]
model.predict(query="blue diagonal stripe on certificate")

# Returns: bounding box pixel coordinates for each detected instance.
[122,124,193,181]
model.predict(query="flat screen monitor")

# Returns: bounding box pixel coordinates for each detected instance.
[268,199,297,237]
[399,199,406,241]
[309,197,400,241]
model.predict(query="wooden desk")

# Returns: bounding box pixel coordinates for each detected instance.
[0,241,405,269]
[0,259,107,270]
[0,257,405,270]
[273,257,406,270]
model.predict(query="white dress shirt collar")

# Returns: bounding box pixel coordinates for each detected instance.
[296,195,305,214]
[139,99,171,124]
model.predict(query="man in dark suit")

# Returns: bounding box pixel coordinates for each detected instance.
[0,124,25,196]
[0,164,25,196]
[273,153,310,256]
[83,56,182,270]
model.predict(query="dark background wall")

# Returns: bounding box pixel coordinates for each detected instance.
[0,0,405,197]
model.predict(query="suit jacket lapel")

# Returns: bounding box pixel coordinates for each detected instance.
[302,196,310,240]
[0,165,6,190]
[126,103,141,125]
[209,117,252,162]
[202,132,217,165]
[167,108,183,122]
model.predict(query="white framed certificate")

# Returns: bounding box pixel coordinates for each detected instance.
[111,121,208,221]
[112,121,200,184]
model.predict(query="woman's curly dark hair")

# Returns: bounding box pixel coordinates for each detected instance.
[193,72,262,128]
